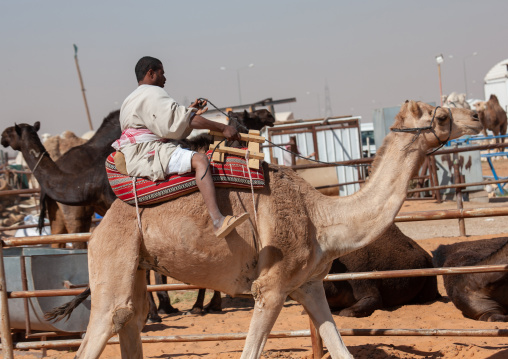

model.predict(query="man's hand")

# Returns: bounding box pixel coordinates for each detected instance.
[222,125,240,141]
[190,99,208,116]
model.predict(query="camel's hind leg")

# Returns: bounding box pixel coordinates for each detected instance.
[290,281,353,359]
[240,281,286,359]
[118,269,150,358]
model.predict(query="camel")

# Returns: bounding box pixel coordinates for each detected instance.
[324,224,439,316]
[1,108,276,317]
[42,131,94,246]
[474,95,507,152]
[442,92,471,109]
[433,237,508,322]
[43,101,481,359]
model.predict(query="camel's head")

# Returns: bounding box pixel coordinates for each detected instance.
[390,101,482,151]
[474,101,486,112]
[229,109,276,132]
[1,122,40,151]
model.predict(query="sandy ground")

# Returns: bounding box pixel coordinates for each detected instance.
[10,159,508,359]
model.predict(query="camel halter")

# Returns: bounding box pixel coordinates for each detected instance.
[390,106,453,155]
[31,151,48,174]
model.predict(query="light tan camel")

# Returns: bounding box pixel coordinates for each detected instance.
[73,101,481,358]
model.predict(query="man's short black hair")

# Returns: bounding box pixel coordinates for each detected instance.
[135,56,163,82]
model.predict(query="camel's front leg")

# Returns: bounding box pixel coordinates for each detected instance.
[240,280,286,359]
[76,212,142,359]
[290,281,353,359]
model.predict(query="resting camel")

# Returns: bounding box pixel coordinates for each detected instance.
[442,92,471,109]
[474,95,507,151]
[433,237,508,322]
[42,101,480,358]
[325,224,439,316]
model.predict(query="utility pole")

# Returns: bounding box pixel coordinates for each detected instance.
[73,44,93,131]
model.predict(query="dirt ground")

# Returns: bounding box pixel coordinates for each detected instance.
[11,159,508,359]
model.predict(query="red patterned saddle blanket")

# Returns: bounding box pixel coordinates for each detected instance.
[106,150,265,205]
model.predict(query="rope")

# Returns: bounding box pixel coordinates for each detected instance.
[31,151,47,174]
[132,176,143,235]
[198,98,370,169]
[244,150,258,224]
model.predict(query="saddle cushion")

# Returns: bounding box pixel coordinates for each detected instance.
[106,150,265,205]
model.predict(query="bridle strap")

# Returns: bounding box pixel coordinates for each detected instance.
[391,106,453,155]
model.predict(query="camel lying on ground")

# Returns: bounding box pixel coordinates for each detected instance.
[325,224,440,316]
[474,94,507,151]
[442,92,471,109]
[433,237,508,322]
[41,101,480,359]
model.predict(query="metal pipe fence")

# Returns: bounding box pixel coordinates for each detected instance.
[2,140,508,358]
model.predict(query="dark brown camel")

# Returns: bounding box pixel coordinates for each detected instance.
[433,237,508,322]
[1,113,179,322]
[41,132,93,247]
[324,224,440,316]
[474,94,507,150]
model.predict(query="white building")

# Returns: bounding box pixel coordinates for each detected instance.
[484,58,508,112]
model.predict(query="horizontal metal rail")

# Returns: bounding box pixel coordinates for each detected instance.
[7,284,203,298]
[0,218,101,233]
[7,265,508,298]
[394,207,508,222]
[11,328,508,350]
[4,206,508,246]
[0,188,40,196]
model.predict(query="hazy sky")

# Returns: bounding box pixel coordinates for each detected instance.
[1,0,507,142]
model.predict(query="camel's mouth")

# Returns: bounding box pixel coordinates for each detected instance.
[462,122,483,135]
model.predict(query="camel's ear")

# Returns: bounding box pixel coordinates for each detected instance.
[406,100,422,117]
[33,121,40,132]
[14,123,22,136]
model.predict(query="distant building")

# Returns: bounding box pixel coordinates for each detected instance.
[484,58,508,112]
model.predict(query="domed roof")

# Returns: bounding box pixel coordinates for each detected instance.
[484,59,508,82]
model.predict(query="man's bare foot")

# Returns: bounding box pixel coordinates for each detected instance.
[215,213,250,238]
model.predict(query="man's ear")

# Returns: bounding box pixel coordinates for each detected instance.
[34,121,40,132]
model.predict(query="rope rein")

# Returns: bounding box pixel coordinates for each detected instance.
[198,98,371,169]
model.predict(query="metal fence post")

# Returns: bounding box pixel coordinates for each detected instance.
[0,241,14,359]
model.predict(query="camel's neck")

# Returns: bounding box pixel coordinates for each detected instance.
[312,132,426,259]
[19,133,89,205]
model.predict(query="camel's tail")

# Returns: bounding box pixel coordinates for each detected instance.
[44,287,91,323]
[37,191,48,234]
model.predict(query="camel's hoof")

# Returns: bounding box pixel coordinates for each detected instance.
[146,315,162,323]
[158,306,179,315]
[204,306,222,314]
[185,307,204,316]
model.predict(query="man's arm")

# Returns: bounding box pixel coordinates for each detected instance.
[189,115,240,141]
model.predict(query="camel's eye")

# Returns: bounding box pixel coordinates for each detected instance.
[436,115,448,124]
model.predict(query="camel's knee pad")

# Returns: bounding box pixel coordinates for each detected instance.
[112,307,134,333]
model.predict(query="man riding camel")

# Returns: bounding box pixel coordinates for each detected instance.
[113,56,249,238]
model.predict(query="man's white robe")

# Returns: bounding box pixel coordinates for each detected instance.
[118,85,196,181]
